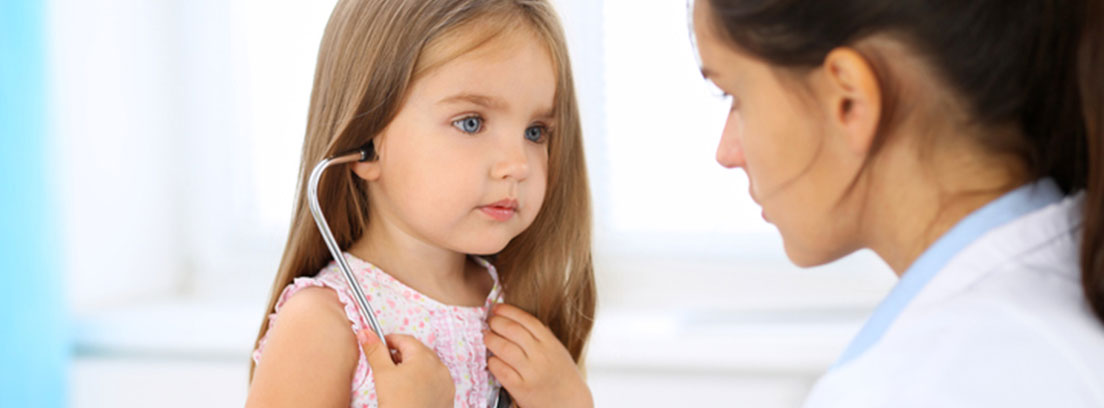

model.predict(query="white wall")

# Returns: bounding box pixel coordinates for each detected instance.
[50,0,185,309]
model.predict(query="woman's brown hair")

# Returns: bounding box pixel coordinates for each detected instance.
[702,0,1104,322]
[250,0,595,378]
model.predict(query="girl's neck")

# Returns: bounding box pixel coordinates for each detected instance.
[346,217,491,307]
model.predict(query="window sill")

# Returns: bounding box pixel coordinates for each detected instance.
[72,298,262,361]
[72,297,866,375]
[588,307,865,375]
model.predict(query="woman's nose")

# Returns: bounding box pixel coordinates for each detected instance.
[715,113,746,168]
[491,136,531,181]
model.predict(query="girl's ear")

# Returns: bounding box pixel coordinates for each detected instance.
[351,160,381,181]
[820,47,882,156]
[351,138,382,181]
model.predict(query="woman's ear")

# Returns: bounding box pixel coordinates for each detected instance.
[821,47,882,156]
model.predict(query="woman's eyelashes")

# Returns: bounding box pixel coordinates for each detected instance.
[716,90,741,112]
[727,95,741,112]
[706,80,740,111]
[451,114,550,143]
[717,91,741,111]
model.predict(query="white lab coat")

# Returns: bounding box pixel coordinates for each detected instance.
[804,193,1104,407]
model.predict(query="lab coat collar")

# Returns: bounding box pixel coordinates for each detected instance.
[833,178,1067,367]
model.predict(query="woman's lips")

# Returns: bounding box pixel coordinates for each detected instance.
[749,186,769,222]
[480,199,517,221]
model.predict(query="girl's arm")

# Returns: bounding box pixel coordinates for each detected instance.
[246,287,359,407]
[246,287,456,408]
[483,304,594,408]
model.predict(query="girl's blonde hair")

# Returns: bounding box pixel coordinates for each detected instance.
[251,0,595,378]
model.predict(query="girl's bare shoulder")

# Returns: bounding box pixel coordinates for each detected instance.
[246,287,359,407]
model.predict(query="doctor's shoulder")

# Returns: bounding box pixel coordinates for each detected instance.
[897,264,1104,405]
[246,287,360,408]
[891,302,1104,406]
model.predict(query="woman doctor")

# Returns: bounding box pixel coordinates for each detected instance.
[692,0,1104,406]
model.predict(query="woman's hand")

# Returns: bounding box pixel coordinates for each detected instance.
[358,330,455,408]
[483,304,594,408]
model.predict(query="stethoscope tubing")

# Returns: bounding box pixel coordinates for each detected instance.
[307,150,390,348]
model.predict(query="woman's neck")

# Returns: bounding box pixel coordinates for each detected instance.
[346,215,491,307]
[860,129,1028,276]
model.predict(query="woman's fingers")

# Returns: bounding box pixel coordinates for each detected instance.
[361,332,455,408]
[357,330,395,371]
[384,333,433,363]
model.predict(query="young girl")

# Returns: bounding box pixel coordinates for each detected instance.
[245,1,596,407]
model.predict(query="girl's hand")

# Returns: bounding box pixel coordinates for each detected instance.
[483,304,594,408]
[358,330,455,408]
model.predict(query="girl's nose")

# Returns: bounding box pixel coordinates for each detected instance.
[715,112,746,168]
[491,136,531,181]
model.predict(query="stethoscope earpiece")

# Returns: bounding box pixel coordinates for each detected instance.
[359,140,378,162]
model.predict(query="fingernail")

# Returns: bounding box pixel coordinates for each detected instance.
[357,330,373,344]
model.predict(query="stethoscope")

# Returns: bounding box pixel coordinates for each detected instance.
[307,141,512,408]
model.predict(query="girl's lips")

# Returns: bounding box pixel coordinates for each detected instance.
[479,199,518,221]
[480,206,516,221]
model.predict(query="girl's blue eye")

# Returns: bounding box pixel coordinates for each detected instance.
[524,125,546,143]
[453,116,483,134]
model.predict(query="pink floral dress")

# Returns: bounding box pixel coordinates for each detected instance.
[253,252,505,407]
